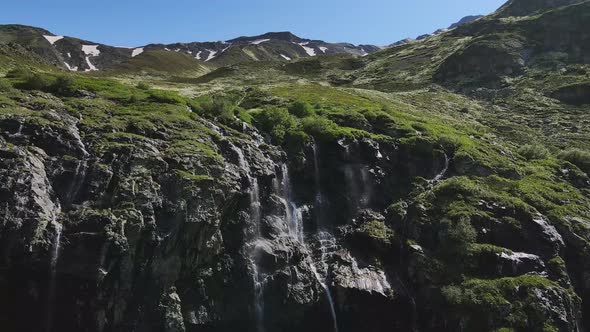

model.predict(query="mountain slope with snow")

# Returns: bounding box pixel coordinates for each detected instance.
[0,26,379,71]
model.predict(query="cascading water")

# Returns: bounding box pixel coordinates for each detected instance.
[277,160,339,332]
[68,140,89,205]
[430,151,450,186]
[45,212,63,332]
[311,138,324,224]
[312,231,339,332]
[234,145,266,332]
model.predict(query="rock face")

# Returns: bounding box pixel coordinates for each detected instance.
[0,102,417,331]
[0,90,585,331]
[496,0,588,17]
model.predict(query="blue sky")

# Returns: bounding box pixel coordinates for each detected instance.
[1,0,507,46]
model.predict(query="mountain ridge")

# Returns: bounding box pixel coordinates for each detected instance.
[0,25,379,71]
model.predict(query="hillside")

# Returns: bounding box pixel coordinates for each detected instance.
[0,0,590,332]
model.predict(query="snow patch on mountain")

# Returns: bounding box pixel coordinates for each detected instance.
[251,39,270,45]
[298,42,316,56]
[319,46,328,53]
[67,52,71,58]
[82,45,100,56]
[132,48,144,57]
[84,57,98,71]
[195,51,202,60]
[280,54,292,61]
[43,35,64,45]
[221,44,232,53]
[63,62,78,71]
[205,50,217,61]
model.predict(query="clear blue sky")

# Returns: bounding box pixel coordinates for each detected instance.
[1,0,507,46]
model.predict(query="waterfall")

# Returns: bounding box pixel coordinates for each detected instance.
[68,140,89,205]
[430,152,449,186]
[249,176,265,332]
[311,139,323,224]
[251,260,266,332]
[45,214,63,332]
[278,161,339,332]
[339,138,372,213]
[234,144,266,331]
[313,231,339,332]
[16,123,23,137]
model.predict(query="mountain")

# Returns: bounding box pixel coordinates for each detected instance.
[1,0,590,331]
[496,0,589,17]
[448,15,484,29]
[388,14,484,47]
[0,25,379,72]
[146,31,379,67]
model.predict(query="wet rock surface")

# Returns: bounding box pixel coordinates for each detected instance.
[0,104,586,331]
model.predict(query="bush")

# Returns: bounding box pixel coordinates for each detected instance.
[558,148,590,173]
[51,75,75,96]
[439,217,476,256]
[5,67,30,79]
[253,107,298,143]
[301,116,340,140]
[327,109,370,130]
[136,82,151,90]
[20,73,52,91]
[360,220,394,243]
[148,89,185,104]
[288,101,314,118]
[0,78,13,92]
[190,97,234,122]
[284,129,309,153]
[518,144,550,160]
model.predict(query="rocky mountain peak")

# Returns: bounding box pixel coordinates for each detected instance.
[228,31,305,44]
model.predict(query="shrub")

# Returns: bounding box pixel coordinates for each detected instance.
[0,78,13,92]
[50,75,75,96]
[327,109,370,130]
[558,148,590,173]
[5,67,30,79]
[284,129,309,153]
[360,220,394,243]
[136,82,151,90]
[20,73,52,91]
[190,97,234,122]
[439,217,476,257]
[148,89,185,104]
[518,144,550,160]
[301,116,340,140]
[253,107,298,143]
[288,101,314,118]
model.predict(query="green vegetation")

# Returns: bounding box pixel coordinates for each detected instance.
[517,144,550,160]
[359,220,394,244]
[558,148,590,174]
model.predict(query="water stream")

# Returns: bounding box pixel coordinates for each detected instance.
[429,152,450,186]
[234,145,266,332]
[45,212,63,332]
[278,161,339,332]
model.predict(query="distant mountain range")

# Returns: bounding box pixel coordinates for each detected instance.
[0,25,380,72]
